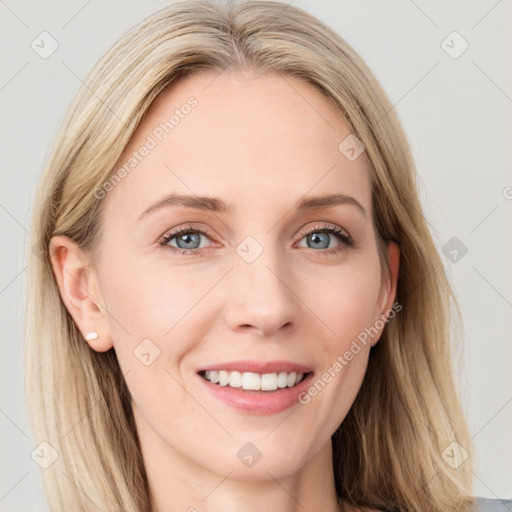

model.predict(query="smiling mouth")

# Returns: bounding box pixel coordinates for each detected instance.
[198,370,313,392]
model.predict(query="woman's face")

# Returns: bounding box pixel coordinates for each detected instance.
[61,70,398,482]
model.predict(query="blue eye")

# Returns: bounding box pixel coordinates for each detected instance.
[159,223,353,256]
[159,225,211,256]
[297,224,353,255]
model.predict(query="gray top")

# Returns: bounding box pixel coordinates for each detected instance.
[474,497,512,511]
[371,497,512,511]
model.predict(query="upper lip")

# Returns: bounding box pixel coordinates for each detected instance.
[197,360,313,374]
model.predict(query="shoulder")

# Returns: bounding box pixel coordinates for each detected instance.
[473,497,512,511]
[341,497,512,512]
[348,497,512,511]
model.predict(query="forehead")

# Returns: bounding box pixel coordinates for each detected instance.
[105,70,371,219]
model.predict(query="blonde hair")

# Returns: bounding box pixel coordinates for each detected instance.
[25,1,475,510]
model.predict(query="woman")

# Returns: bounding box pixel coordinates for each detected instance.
[24,1,511,511]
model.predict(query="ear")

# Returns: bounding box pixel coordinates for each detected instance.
[372,241,400,347]
[49,235,113,352]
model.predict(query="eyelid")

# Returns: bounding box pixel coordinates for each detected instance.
[296,222,351,242]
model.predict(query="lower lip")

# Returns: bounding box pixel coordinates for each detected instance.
[197,372,315,415]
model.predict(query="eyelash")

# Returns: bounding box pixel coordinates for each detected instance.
[158,223,353,257]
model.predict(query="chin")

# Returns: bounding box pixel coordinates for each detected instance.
[201,436,313,480]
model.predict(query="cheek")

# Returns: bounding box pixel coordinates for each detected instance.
[96,252,219,403]
[308,257,383,347]
[298,261,382,437]
[99,260,197,429]
[98,251,207,338]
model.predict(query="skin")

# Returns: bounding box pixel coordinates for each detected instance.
[50,70,399,512]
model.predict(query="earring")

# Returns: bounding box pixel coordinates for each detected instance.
[85,331,98,341]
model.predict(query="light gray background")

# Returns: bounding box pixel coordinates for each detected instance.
[1,0,511,510]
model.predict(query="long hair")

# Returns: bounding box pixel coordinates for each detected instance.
[24,1,475,510]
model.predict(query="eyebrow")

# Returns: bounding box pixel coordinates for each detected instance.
[137,192,366,221]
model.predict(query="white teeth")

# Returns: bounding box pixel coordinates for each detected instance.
[202,370,306,390]
[228,371,242,388]
[218,371,229,386]
[261,373,278,391]
[242,372,260,390]
[277,371,289,388]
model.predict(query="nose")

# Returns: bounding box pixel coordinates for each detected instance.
[223,250,300,338]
